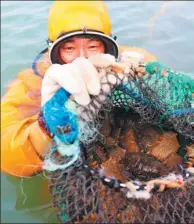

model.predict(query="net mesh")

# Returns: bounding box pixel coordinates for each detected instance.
[46,61,194,223]
[49,164,194,224]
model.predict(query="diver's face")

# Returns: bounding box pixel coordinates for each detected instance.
[59,37,105,64]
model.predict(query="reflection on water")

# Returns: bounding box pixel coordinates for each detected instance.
[1,1,194,223]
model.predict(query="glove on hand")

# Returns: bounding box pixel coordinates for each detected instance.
[39,54,116,141]
[41,54,116,106]
[120,51,145,66]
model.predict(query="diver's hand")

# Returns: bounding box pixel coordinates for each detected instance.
[118,51,146,77]
[120,51,145,66]
[41,54,116,106]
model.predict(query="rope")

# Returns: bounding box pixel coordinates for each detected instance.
[82,163,194,200]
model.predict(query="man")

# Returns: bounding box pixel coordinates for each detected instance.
[1,1,156,177]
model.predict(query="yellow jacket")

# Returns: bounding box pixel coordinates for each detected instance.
[1,46,156,177]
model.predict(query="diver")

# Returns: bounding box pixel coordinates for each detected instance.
[1,1,159,177]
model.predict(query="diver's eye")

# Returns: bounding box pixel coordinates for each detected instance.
[64,47,75,53]
[88,45,98,50]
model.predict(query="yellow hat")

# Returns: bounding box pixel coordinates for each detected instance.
[47,1,118,63]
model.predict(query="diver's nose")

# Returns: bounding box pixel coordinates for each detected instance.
[79,48,87,58]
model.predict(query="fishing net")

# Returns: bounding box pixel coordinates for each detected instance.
[44,59,194,223]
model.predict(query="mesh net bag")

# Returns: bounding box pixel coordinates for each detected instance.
[45,60,194,224]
